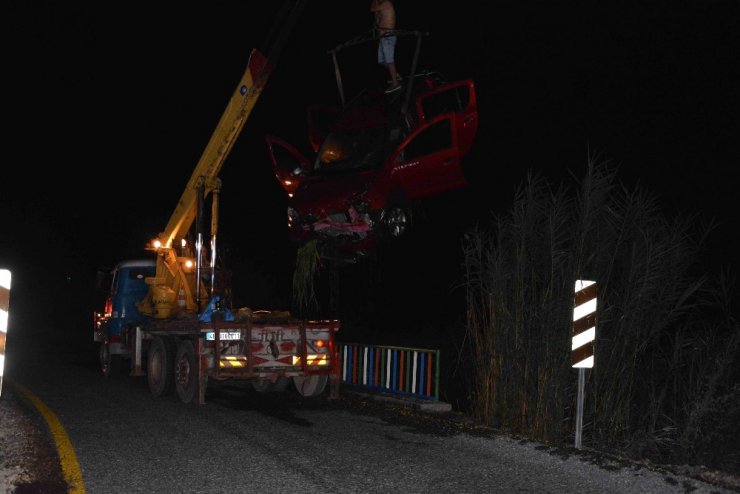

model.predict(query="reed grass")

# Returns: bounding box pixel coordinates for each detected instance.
[461,158,740,471]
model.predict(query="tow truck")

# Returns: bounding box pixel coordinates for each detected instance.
[93,0,341,404]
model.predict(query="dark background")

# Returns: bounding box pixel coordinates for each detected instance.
[2,1,738,345]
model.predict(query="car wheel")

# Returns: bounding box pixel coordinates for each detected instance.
[384,205,411,238]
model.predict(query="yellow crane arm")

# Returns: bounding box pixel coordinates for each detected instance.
[138,1,306,319]
[161,49,271,249]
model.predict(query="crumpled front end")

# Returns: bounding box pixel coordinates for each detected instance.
[287,198,388,262]
[289,193,385,241]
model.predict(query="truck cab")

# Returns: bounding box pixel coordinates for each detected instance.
[94,259,156,376]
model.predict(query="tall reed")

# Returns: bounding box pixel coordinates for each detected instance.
[461,158,739,470]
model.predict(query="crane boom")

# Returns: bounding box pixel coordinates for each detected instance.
[138,0,306,318]
[162,49,270,249]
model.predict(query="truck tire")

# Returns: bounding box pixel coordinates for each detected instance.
[174,340,198,404]
[147,337,175,397]
[293,375,328,397]
[99,342,122,378]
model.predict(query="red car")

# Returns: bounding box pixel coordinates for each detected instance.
[266,31,478,262]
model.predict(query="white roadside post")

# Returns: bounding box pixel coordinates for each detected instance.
[0,269,11,397]
[572,279,597,449]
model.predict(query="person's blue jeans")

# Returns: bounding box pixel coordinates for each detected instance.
[378,34,397,65]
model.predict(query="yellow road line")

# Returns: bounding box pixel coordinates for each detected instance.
[12,381,86,494]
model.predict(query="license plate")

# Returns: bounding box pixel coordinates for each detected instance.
[205,331,241,341]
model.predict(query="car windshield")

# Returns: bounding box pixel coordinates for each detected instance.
[314,125,387,173]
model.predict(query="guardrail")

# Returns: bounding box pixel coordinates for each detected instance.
[339,342,440,401]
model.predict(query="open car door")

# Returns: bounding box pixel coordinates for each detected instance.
[389,112,465,199]
[265,135,312,196]
[415,80,478,157]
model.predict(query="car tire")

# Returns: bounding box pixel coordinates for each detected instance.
[383,204,412,239]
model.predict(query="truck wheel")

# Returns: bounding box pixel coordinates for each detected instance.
[293,375,328,397]
[174,340,198,404]
[99,342,122,378]
[147,337,174,396]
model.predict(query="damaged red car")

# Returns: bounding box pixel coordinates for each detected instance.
[266,30,478,262]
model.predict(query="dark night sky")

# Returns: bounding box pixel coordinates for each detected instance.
[2,1,739,331]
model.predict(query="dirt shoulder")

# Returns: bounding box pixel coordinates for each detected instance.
[0,384,68,493]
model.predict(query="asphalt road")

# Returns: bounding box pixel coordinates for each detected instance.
[2,335,738,494]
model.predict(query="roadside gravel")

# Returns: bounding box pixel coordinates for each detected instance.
[0,384,67,493]
[340,389,740,493]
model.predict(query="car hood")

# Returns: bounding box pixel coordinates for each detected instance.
[290,170,378,214]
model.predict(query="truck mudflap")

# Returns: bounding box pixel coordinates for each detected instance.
[196,317,341,404]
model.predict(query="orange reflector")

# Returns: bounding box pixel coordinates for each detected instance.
[315,340,326,348]
[219,356,247,367]
[219,360,245,367]
[292,354,328,366]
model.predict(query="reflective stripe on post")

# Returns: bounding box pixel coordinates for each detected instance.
[0,269,11,397]
[572,280,596,368]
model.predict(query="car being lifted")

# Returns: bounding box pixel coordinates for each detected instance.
[266,30,478,262]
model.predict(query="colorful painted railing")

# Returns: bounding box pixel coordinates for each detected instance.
[338,343,441,401]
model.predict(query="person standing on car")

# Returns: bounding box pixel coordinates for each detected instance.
[370,0,401,93]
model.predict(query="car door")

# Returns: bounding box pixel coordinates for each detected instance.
[415,79,478,157]
[264,135,312,197]
[388,113,464,199]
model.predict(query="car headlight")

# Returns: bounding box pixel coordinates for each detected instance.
[350,202,373,227]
